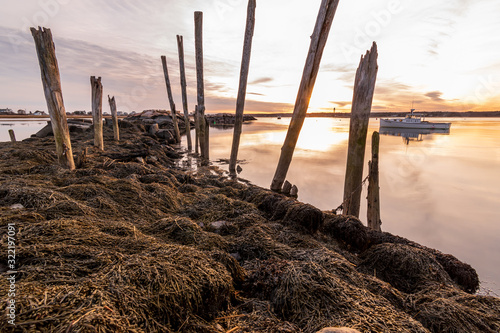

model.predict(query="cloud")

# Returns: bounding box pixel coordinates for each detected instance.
[425,91,444,102]
[328,101,351,107]
[249,77,274,85]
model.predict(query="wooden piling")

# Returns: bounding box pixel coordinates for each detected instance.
[108,95,120,141]
[270,0,340,192]
[203,116,210,163]
[229,0,256,175]
[8,129,16,142]
[195,11,208,159]
[176,35,193,150]
[343,42,378,217]
[161,55,181,144]
[194,106,200,154]
[30,27,75,170]
[367,131,381,231]
[91,76,104,151]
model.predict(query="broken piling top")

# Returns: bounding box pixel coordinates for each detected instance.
[108,95,120,141]
[270,0,341,192]
[30,26,75,170]
[343,42,379,218]
[91,76,104,151]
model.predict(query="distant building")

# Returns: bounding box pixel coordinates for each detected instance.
[0,108,13,114]
[73,111,87,115]
[117,111,125,116]
[103,112,110,116]
[33,110,46,116]
[18,109,27,115]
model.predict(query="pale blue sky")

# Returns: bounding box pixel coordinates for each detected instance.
[1,0,500,113]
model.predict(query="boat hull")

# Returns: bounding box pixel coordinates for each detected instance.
[380,118,451,129]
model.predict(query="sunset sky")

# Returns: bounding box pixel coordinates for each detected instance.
[1,0,500,113]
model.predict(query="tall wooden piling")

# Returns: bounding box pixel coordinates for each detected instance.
[194,107,199,154]
[195,11,209,159]
[270,0,340,191]
[343,42,378,217]
[161,55,181,143]
[177,35,193,150]
[8,129,16,142]
[229,0,256,175]
[107,95,120,141]
[367,131,381,231]
[91,76,104,151]
[30,27,75,170]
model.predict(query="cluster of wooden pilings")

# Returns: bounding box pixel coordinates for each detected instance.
[267,0,381,230]
[29,0,381,230]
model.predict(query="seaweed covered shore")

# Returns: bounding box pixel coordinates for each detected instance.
[1,122,499,333]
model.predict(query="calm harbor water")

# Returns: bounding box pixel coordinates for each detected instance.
[3,117,500,295]
[189,117,500,295]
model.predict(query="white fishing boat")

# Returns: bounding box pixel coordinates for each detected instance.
[380,109,451,129]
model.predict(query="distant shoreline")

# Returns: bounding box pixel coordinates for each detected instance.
[249,111,500,118]
[2,110,500,120]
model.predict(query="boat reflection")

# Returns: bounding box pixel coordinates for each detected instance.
[379,127,450,145]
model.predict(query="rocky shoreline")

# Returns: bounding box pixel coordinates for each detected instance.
[0,121,499,332]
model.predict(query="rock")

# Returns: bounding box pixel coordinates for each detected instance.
[316,328,362,333]
[10,203,24,209]
[211,220,227,231]
[230,252,242,261]
[236,165,243,174]
[149,124,159,135]
[34,123,53,138]
[290,185,298,197]
[282,180,292,195]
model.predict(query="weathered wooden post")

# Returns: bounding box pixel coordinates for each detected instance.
[30,27,75,170]
[91,76,104,151]
[204,115,210,161]
[194,106,199,154]
[367,131,381,231]
[176,35,193,150]
[343,42,378,217]
[161,55,181,143]
[270,0,340,191]
[195,11,209,159]
[108,95,120,141]
[229,0,256,175]
[8,129,16,142]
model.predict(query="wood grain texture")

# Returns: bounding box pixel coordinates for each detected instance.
[270,0,340,191]
[31,27,75,169]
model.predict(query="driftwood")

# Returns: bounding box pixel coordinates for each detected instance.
[270,0,340,191]
[343,43,378,218]
[229,0,256,175]
[177,35,193,150]
[30,27,75,170]
[195,11,208,159]
[367,131,381,231]
[161,55,181,143]
[108,95,120,141]
[91,76,104,151]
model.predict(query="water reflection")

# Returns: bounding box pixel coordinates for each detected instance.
[379,127,450,145]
